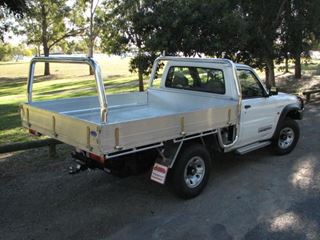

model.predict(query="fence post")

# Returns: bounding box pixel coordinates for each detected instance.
[48,143,57,158]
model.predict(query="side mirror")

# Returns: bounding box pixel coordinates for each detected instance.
[269,87,278,96]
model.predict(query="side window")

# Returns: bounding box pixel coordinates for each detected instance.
[237,69,265,99]
[165,66,225,94]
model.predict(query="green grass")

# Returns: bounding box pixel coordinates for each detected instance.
[0,56,143,145]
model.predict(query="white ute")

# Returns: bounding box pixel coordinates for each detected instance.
[20,56,304,198]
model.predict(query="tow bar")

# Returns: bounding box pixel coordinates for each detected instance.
[69,151,110,174]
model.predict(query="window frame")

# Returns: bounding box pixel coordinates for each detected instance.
[164,66,226,95]
[237,68,268,99]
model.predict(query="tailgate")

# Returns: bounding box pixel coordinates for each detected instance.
[20,103,102,155]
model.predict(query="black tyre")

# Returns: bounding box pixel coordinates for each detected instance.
[272,118,300,155]
[168,144,211,199]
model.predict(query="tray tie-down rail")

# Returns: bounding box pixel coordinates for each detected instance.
[26,56,108,123]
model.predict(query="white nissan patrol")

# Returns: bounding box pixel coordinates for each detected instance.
[21,56,304,198]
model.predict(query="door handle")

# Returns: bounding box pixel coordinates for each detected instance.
[244,105,251,109]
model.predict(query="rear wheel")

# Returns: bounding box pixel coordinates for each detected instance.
[272,118,300,155]
[168,144,211,199]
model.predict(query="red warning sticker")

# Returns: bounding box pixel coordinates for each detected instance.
[150,163,168,184]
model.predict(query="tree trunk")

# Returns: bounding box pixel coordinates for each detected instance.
[138,69,144,92]
[265,58,275,88]
[36,45,41,56]
[136,41,144,92]
[88,43,94,75]
[265,66,269,87]
[43,45,50,75]
[88,0,94,75]
[285,55,289,73]
[294,54,301,79]
[41,4,50,76]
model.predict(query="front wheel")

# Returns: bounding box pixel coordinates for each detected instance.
[272,118,300,155]
[168,144,211,199]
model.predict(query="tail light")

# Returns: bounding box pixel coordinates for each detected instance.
[29,129,42,136]
[87,152,105,164]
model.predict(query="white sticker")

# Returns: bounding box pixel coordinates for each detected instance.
[150,163,168,184]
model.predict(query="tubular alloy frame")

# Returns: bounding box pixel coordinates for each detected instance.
[27,56,108,123]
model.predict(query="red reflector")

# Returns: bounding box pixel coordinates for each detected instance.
[29,129,41,136]
[88,152,105,163]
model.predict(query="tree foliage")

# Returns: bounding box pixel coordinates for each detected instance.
[18,0,83,75]
[281,0,320,78]
[100,0,157,91]
[235,0,288,87]
[0,0,26,13]
[0,43,34,61]
[141,0,244,57]
[142,0,288,87]
[0,0,26,41]
[3,0,319,85]
[74,0,103,74]
[100,0,320,87]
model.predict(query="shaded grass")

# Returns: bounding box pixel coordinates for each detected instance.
[276,60,320,94]
[0,103,39,144]
[0,104,20,130]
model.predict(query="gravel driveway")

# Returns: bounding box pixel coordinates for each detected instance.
[1,103,319,240]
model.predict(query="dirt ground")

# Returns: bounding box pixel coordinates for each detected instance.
[0,101,319,240]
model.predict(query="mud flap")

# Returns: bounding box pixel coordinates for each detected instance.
[150,163,168,184]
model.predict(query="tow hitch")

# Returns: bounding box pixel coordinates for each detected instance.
[69,151,109,174]
[68,162,88,174]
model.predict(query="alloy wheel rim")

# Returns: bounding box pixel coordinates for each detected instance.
[184,156,205,188]
[278,127,295,149]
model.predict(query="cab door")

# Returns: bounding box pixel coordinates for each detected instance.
[236,69,278,147]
